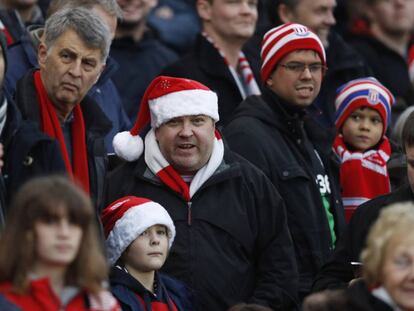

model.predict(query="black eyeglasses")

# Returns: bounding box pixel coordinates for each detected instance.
[278,62,328,75]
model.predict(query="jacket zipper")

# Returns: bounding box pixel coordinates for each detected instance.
[187,201,192,226]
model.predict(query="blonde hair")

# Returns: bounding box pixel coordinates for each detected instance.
[361,202,414,286]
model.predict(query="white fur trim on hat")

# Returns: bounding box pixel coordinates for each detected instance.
[105,201,176,266]
[112,131,144,162]
[149,89,219,128]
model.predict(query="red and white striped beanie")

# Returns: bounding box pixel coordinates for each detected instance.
[113,76,219,161]
[260,23,326,82]
[335,77,394,136]
[101,196,176,265]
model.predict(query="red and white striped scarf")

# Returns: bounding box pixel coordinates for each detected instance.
[333,134,391,222]
[144,129,224,201]
[202,32,261,99]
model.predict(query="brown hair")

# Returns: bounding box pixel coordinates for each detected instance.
[0,175,108,294]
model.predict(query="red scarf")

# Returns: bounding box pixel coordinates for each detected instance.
[144,129,224,202]
[333,134,391,222]
[33,70,90,194]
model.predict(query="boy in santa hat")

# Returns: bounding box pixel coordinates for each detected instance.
[334,77,394,222]
[101,196,191,311]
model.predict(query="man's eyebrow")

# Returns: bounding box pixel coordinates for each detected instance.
[60,48,77,57]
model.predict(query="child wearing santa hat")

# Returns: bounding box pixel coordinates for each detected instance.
[101,196,191,311]
[334,77,394,222]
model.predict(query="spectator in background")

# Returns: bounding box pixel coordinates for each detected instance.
[312,110,414,292]
[110,0,178,122]
[0,8,25,45]
[347,0,414,124]
[162,0,261,126]
[106,76,299,310]
[225,23,345,299]
[4,0,131,153]
[0,29,66,212]
[333,77,394,222]
[0,176,120,310]
[0,0,44,26]
[148,0,200,53]
[102,196,192,311]
[248,0,370,128]
[307,202,414,311]
[14,8,112,207]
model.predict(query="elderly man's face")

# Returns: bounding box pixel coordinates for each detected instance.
[38,29,104,110]
[266,50,323,108]
[155,115,215,175]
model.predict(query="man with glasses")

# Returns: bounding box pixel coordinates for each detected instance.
[224,23,345,301]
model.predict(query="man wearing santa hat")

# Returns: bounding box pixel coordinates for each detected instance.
[105,75,299,311]
[224,23,346,299]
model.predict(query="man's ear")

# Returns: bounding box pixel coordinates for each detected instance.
[266,78,273,87]
[197,0,212,22]
[38,43,48,68]
[278,3,294,23]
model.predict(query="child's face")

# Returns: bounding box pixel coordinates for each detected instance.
[34,216,83,268]
[123,224,169,272]
[341,107,383,152]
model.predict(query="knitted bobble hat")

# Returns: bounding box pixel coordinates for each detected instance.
[260,22,326,82]
[335,77,395,135]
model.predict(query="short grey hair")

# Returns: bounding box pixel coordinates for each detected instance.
[47,0,123,19]
[44,7,111,62]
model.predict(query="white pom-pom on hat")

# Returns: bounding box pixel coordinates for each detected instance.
[112,131,143,162]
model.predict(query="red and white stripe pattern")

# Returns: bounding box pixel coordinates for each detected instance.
[260,23,326,82]
[144,128,224,202]
[333,134,391,222]
[202,32,260,98]
[335,77,394,136]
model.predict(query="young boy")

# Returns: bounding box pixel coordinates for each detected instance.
[101,196,191,311]
[334,77,394,222]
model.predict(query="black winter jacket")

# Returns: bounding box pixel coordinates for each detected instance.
[110,267,192,311]
[224,88,346,298]
[104,150,299,311]
[312,184,413,292]
[1,97,66,211]
[14,70,112,209]
[161,35,261,126]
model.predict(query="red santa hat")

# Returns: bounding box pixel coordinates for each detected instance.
[335,77,394,136]
[260,23,326,82]
[101,196,176,265]
[113,76,219,161]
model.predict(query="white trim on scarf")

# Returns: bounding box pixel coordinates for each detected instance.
[144,129,224,198]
